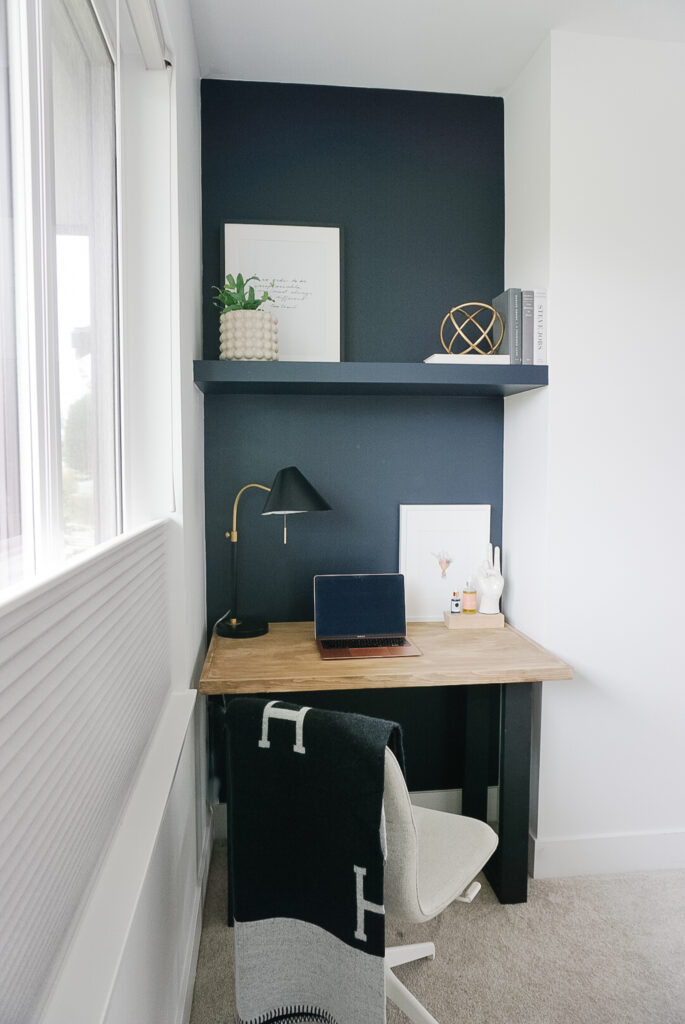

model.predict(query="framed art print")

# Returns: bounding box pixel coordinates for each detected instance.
[223,222,341,361]
[399,504,491,621]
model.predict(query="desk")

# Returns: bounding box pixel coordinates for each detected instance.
[200,621,572,904]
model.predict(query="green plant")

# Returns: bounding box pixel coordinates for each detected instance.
[213,272,272,313]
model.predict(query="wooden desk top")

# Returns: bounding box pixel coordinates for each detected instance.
[198,621,573,695]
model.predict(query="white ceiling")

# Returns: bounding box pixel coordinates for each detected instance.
[190,0,685,97]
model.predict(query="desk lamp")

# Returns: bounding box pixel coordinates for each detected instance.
[215,465,331,639]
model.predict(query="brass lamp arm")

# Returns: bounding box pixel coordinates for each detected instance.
[226,483,271,542]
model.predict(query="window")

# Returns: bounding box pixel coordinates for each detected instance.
[1,0,120,589]
[0,0,21,586]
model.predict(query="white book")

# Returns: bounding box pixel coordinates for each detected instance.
[424,353,511,364]
[533,290,547,364]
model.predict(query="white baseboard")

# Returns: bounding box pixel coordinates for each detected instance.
[180,811,214,1024]
[213,792,685,882]
[530,828,685,878]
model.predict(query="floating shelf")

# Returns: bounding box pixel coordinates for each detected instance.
[193,360,548,398]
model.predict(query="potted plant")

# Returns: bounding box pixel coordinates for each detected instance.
[213,273,279,361]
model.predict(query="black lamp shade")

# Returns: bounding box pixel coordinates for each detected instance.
[261,466,331,516]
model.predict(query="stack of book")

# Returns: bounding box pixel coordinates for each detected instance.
[425,289,547,365]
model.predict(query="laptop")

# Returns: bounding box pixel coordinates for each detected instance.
[314,573,422,660]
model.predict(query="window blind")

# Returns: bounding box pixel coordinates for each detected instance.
[0,520,171,1023]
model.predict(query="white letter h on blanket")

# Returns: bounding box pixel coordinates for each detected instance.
[353,865,385,941]
[258,700,311,754]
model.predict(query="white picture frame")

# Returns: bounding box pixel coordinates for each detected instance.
[223,222,341,361]
[398,504,492,621]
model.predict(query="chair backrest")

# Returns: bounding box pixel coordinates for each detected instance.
[382,746,423,921]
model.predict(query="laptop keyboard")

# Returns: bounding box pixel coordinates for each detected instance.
[321,637,409,649]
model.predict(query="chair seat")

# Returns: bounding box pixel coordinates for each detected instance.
[411,805,498,920]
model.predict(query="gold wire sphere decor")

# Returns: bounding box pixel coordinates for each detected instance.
[439,302,504,355]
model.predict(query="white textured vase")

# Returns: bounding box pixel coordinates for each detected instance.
[219,309,279,361]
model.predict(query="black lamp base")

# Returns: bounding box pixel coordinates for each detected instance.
[215,616,268,639]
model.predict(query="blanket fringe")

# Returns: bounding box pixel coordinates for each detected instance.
[238,1005,340,1024]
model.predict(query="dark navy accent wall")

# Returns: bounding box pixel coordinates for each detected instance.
[201,80,505,791]
[201,80,504,362]
[205,394,503,629]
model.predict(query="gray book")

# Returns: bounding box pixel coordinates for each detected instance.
[521,290,534,365]
[492,288,522,364]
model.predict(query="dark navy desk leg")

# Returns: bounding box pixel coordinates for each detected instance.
[483,681,533,904]
[462,685,491,823]
[223,697,235,927]
[227,775,234,927]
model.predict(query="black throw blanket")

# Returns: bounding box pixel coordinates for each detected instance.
[227,698,405,1024]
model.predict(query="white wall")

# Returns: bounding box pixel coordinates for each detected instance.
[502,36,551,634]
[501,37,552,838]
[163,0,207,698]
[504,30,685,877]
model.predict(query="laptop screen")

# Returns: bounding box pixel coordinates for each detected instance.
[314,574,407,639]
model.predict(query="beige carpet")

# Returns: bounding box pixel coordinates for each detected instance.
[190,841,685,1024]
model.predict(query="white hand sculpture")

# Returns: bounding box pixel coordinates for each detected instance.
[476,543,504,614]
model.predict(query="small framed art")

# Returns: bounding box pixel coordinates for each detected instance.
[223,222,341,361]
[399,504,491,621]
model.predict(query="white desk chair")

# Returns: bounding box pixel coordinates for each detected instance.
[383,748,499,1024]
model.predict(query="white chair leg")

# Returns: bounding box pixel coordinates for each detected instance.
[386,942,435,968]
[385,963,440,1024]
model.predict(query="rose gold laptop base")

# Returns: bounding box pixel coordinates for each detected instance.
[316,638,422,660]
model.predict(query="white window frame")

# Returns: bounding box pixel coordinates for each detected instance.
[6,0,122,582]
[0,0,22,585]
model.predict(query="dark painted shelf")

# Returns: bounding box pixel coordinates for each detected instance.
[193,360,548,398]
